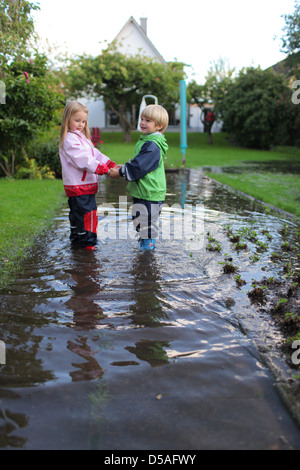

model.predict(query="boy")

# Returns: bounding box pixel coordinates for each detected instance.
[109,104,169,251]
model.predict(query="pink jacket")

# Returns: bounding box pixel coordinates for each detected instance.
[59,130,114,197]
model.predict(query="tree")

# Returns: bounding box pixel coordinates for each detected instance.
[0,0,39,78]
[217,67,295,149]
[0,1,64,177]
[65,46,185,142]
[188,58,235,144]
[280,1,300,73]
[281,1,300,54]
[0,53,63,177]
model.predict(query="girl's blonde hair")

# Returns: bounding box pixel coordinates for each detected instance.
[59,101,91,147]
[141,104,169,133]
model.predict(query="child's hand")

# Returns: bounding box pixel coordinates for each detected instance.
[109,167,120,179]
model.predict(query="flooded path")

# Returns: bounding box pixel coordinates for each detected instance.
[0,170,300,450]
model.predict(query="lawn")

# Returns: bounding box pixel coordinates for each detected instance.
[206,172,300,218]
[0,179,65,286]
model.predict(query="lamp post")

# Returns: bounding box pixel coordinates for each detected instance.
[180,80,187,165]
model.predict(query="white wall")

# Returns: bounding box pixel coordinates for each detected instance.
[78,97,106,129]
[116,22,160,59]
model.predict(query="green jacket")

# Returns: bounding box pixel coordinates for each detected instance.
[126,133,168,202]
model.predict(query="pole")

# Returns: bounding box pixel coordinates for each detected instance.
[180,80,187,165]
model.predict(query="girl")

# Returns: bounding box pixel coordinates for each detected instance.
[59,101,116,250]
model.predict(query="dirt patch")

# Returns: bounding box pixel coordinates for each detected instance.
[221,213,300,425]
[249,270,300,424]
[251,272,300,365]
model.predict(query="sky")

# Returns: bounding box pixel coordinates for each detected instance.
[32,0,296,83]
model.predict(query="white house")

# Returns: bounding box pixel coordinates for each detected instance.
[82,16,167,130]
[82,16,222,133]
[113,16,166,65]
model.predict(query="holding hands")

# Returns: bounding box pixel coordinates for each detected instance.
[108,164,122,179]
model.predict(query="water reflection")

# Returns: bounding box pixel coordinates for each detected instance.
[0,398,28,448]
[67,336,104,382]
[128,253,168,328]
[65,250,105,330]
[126,340,170,367]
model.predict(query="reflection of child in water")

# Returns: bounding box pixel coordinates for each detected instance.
[59,101,116,250]
[109,105,169,251]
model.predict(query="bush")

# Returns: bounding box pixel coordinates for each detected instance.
[0,53,64,177]
[29,138,62,178]
[218,67,299,149]
[14,156,55,179]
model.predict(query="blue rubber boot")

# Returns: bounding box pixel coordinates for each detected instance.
[139,239,156,251]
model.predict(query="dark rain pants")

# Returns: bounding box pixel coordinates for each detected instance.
[132,198,163,239]
[68,194,98,248]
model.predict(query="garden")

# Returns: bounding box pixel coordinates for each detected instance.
[0,0,300,450]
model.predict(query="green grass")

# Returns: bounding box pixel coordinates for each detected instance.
[206,172,300,218]
[0,179,65,286]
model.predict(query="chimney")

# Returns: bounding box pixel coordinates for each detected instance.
[140,17,147,35]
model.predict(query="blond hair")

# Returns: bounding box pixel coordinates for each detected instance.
[141,104,169,133]
[59,101,91,147]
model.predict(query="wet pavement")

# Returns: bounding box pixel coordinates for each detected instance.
[0,169,300,450]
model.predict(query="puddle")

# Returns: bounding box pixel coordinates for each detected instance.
[203,158,300,174]
[0,169,300,450]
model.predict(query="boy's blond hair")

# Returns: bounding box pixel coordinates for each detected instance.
[59,101,91,147]
[141,104,169,133]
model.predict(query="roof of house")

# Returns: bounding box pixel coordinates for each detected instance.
[268,53,299,81]
[112,16,166,64]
